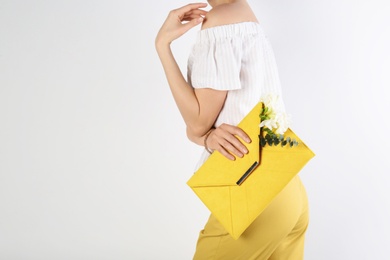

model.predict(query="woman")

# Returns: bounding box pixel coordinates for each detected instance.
[156,1,309,259]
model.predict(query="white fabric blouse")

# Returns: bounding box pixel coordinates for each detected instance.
[187,22,286,171]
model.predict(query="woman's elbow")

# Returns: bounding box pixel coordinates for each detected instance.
[186,125,209,139]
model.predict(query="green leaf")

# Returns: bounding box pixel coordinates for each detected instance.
[260,137,266,147]
[260,115,268,121]
[265,128,273,135]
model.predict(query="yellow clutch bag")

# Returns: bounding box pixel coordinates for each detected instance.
[187,102,315,240]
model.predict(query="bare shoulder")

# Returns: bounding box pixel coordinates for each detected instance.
[201,2,258,30]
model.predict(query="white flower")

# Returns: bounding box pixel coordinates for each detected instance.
[259,93,291,135]
[260,118,278,130]
[274,112,291,135]
[260,93,283,113]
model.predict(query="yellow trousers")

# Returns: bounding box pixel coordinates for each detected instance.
[193,175,309,260]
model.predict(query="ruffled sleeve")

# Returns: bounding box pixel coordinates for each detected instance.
[187,28,244,91]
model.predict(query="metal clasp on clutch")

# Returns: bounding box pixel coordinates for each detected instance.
[236,161,259,186]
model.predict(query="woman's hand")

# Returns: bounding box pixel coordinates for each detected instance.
[155,3,208,47]
[206,124,252,161]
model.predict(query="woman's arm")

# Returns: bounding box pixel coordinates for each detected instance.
[155,3,225,136]
[155,3,251,160]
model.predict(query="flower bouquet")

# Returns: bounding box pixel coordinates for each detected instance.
[259,94,298,148]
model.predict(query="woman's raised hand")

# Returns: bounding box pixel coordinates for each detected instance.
[207,124,252,161]
[155,3,208,47]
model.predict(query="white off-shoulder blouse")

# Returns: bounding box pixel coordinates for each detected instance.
[187,22,286,171]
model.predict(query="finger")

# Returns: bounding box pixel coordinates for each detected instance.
[219,138,244,158]
[210,130,244,157]
[182,13,202,19]
[183,11,207,19]
[176,3,208,14]
[215,125,249,155]
[181,10,207,22]
[221,124,251,143]
[216,146,235,161]
[180,17,204,33]
[207,131,239,159]
[182,14,204,21]
[219,134,247,156]
[186,9,208,16]
[170,5,206,22]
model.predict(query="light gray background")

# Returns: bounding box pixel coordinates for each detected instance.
[1,0,390,259]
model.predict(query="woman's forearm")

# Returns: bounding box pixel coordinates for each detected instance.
[156,43,203,133]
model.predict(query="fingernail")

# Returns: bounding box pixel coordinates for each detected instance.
[197,17,203,23]
[242,149,248,154]
[246,138,251,143]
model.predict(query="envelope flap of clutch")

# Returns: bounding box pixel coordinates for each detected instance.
[187,102,263,187]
